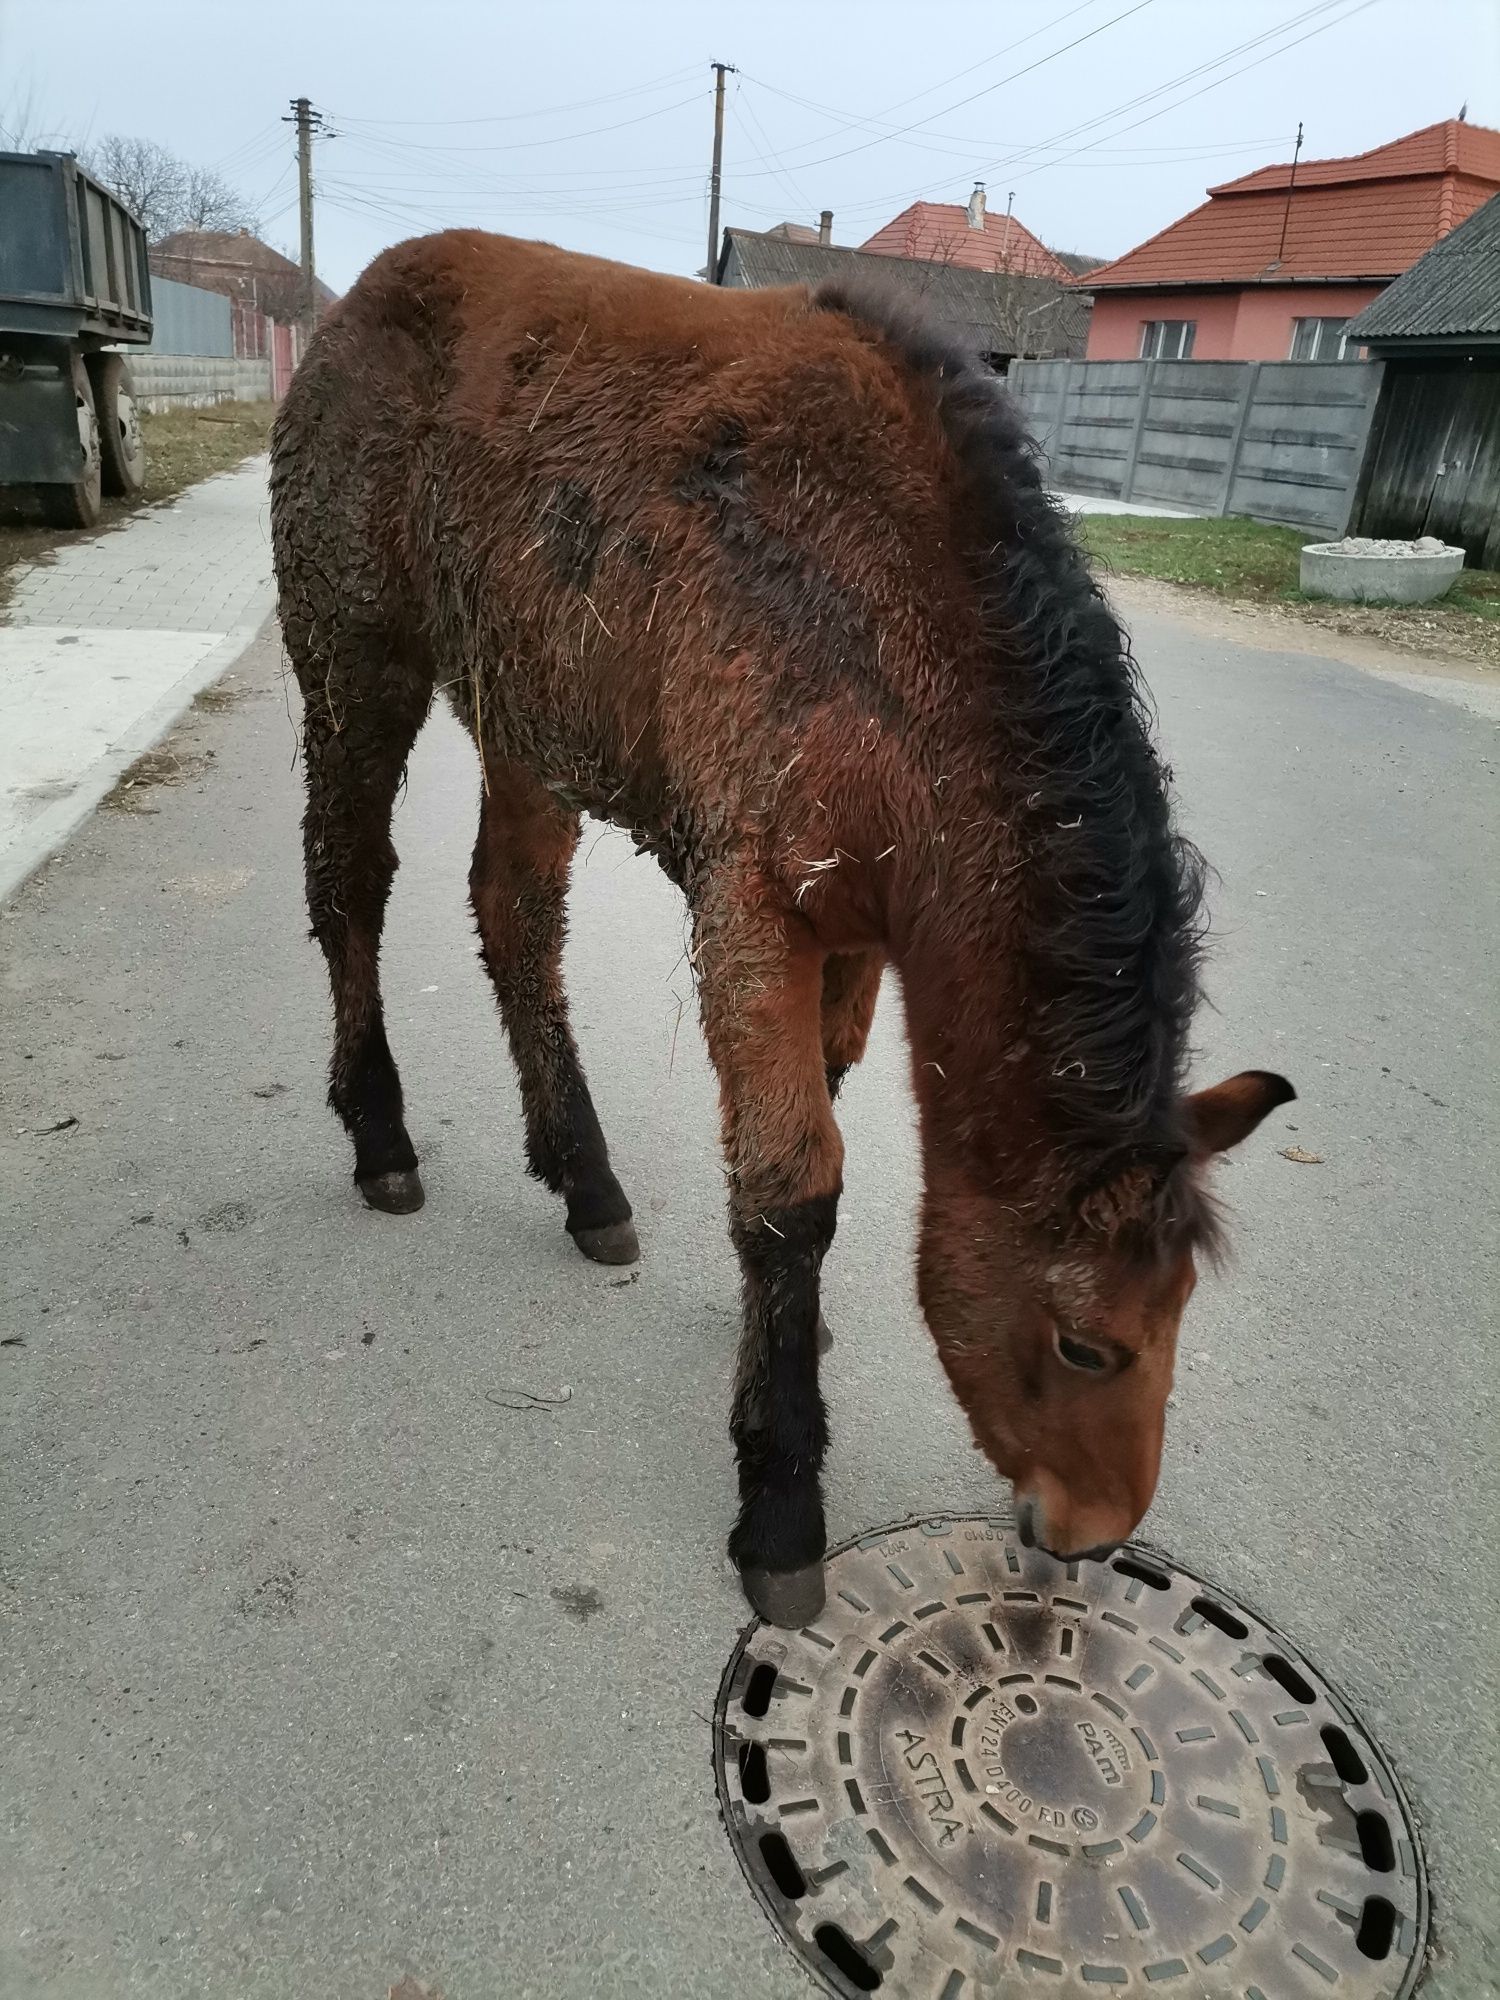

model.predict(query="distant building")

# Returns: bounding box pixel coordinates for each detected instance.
[716,227,1091,369]
[1078,118,1500,363]
[151,227,337,326]
[860,185,1081,282]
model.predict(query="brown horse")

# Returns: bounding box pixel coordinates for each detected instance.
[270,231,1291,1626]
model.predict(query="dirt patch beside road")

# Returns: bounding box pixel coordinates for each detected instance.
[1108,573,1500,695]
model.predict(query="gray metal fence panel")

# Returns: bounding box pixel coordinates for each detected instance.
[1008,355,1384,534]
[135,275,232,357]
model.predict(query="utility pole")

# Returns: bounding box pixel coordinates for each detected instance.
[705,62,735,284]
[284,97,325,341]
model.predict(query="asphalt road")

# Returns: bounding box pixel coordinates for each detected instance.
[1,606,1495,2000]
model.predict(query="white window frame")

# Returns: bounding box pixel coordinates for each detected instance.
[1290,316,1350,361]
[1139,319,1196,361]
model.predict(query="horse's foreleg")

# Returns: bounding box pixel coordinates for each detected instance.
[469,765,637,1264]
[697,880,843,1627]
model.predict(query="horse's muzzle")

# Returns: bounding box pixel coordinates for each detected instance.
[1016,1493,1121,1565]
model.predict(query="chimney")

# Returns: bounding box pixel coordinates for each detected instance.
[818,209,833,247]
[967,182,987,231]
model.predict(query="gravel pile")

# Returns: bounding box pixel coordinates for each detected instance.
[1313,535,1458,557]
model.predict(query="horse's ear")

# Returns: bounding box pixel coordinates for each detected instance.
[1183,1071,1295,1155]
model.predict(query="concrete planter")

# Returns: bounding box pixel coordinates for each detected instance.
[1300,536,1465,605]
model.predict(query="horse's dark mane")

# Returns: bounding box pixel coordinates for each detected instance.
[815,280,1213,1249]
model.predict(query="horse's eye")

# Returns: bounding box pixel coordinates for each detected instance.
[1054,1327,1111,1374]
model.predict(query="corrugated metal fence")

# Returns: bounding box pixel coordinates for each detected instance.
[1008,357,1386,536]
[135,274,234,357]
[115,273,304,407]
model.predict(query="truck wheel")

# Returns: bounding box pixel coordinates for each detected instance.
[90,353,146,497]
[35,356,102,528]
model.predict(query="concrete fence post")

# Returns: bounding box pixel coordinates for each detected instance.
[1051,363,1070,474]
[1219,362,1261,518]
[1119,359,1156,504]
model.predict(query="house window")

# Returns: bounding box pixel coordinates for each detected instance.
[1290,317,1350,361]
[1139,319,1196,360]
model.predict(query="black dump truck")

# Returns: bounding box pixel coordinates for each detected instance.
[0,148,153,527]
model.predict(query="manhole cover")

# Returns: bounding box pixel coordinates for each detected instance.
[715,1515,1427,1998]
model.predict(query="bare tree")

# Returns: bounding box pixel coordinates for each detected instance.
[179,163,259,236]
[79,133,259,242]
[80,134,187,239]
[0,85,69,152]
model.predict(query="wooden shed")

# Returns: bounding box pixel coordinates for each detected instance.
[1349,191,1500,567]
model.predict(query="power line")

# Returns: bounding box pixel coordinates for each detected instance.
[331,66,702,130]
[861,0,1113,123]
[737,0,1112,152]
[731,83,815,219]
[723,0,1156,182]
[318,182,703,252]
[1000,0,1378,187]
[818,0,1363,220]
[331,130,709,197]
[332,90,706,156]
[326,128,711,216]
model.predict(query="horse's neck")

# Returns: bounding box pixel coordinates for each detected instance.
[891,851,1050,1193]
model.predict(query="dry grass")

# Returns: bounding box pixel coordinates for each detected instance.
[0,400,276,613]
[101,743,212,813]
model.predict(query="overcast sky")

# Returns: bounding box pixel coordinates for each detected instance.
[6,0,1497,291]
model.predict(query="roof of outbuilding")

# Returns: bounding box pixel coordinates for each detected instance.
[717,229,1092,356]
[1349,190,1500,340]
[151,228,338,305]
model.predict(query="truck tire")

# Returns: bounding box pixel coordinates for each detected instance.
[90,353,146,497]
[35,355,102,528]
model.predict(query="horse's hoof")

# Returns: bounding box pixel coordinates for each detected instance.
[817,1314,833,1355]
[572,1219,640,1266]
[741,1562,826,1629]
[358,1168,425,1214]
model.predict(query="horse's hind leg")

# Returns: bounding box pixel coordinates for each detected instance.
[821,948,884,1099]
[469,762,637,1264]
[298,639,431,1213]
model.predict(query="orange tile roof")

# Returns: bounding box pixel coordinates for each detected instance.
[861,201,1075,282]
[1211,117,1500,195]
[1084,118,1500,289]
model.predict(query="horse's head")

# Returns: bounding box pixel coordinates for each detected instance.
[919,1069,1293,1561]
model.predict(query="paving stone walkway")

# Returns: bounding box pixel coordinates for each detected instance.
[0,458,275,902]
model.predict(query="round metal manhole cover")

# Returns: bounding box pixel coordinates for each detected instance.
[715,1515,1427,1998]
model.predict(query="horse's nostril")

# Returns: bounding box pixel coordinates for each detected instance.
[1016,1500,1037,1549]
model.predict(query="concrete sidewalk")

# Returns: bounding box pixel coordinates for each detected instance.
[1056,489,1202,518]
[0,458,275,904]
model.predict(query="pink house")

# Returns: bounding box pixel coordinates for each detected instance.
[1079,119,1500,363]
